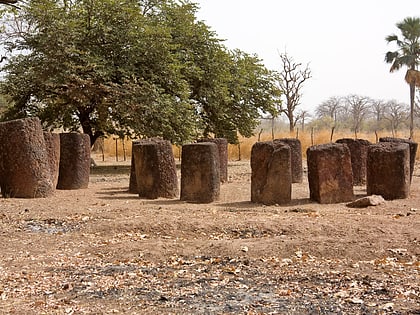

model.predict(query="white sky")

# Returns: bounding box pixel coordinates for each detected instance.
[194,0,419,113]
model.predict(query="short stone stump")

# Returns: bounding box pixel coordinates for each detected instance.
[274,138,302,183]
[336,138,371,185]
[251,141,292,205]
[307,143,354,204]
[379,137,418,182]
[181,143,220,203]
[367,142,410,200]
[0,117,54,198]
[198,138,228,182]
[133,139,178,199]
[43,132,60,188]
[57,133,91,190]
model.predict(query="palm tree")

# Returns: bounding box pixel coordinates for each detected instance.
[385,16,420,139]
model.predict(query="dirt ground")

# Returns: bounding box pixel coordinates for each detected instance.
[0,157,419,314]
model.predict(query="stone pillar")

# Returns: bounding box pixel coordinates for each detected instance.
[43,132,60,188]
[0,117,54,198]
[181,143,220,203]
[274,138,302,183]
[336,138,371,185]
[251,141,292,205]
[307,143,354,204]
[133,140,178,199]
[128,140,140,194]
[57,133,91,190]
[367,142,410,200]
[198,138,228,182]
[379,137,418,182]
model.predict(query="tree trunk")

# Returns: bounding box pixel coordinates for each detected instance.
[409,82,415,139]
[288,112,294,133]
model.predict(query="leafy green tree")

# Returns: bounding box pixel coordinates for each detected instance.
[0,0,280,145]
[385,16,420,139]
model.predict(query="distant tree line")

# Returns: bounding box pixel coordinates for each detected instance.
[311,95,414,137]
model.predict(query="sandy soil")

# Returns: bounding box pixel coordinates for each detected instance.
[0,158,419,314]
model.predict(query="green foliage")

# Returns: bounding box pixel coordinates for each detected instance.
[0,0,281,144]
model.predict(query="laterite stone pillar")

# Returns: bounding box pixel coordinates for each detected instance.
[133,139,178,199]
[379,137,417,182]
[198,138,228,182]
[336,138,371,185]
[307,143,354,204]
[274,138,303,183]
[367,142,410,200]
[181,143,220,203]
[57,133,91,190]
[251,141,292,205]
[43,132,60,189]
[0,117,54,198]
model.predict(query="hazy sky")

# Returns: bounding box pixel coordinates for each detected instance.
[195,0,418,113]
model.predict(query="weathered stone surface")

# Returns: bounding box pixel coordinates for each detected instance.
[0,117,54,198]
[367,142,410,200]
[379,137,418,182]
[307,143,354,204]
[251,141,292,205]
[57,133,91,190]
[346,195,385,208]
[274,138,303,183]
[198,138,228,182]
[181,143,220,203]
[336,138,371,185]
[128,140,140,194]
[43,132,60,188]
[133,139,178,199]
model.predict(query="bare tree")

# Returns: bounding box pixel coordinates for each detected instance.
[277,52,311,132]
[315,96,342,124]
[384,100,408,136]
[295,109,311,132]
[343,95,372,137]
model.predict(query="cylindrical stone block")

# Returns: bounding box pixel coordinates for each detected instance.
[57,133,91,190]
[251,141,292,205]
[379,137,418,182]
[307,143,354,204]
[336,138,371,185]
[274,138,302,183]
[198,138,228,183]
[133,140,178,199]
[181,143,220,203]
[0,117,54,198]
[367,142,410,200]
[43,132,60,189]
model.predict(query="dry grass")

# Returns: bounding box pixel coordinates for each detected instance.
[96,129,419,162]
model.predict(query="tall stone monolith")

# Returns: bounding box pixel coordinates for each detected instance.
[251,141,292,205]
[367,142,410,200]
[307,143,354,204]
[57,133,91,190]
[0,117,54,198]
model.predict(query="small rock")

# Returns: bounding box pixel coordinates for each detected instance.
[346,195,385,208]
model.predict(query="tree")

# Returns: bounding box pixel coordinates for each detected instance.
[315,96,342,125]
[0,0,280,145]
[385,16,420,139]
[277,52,311,132]
[383,100,408,136]
[343,94,372,137]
